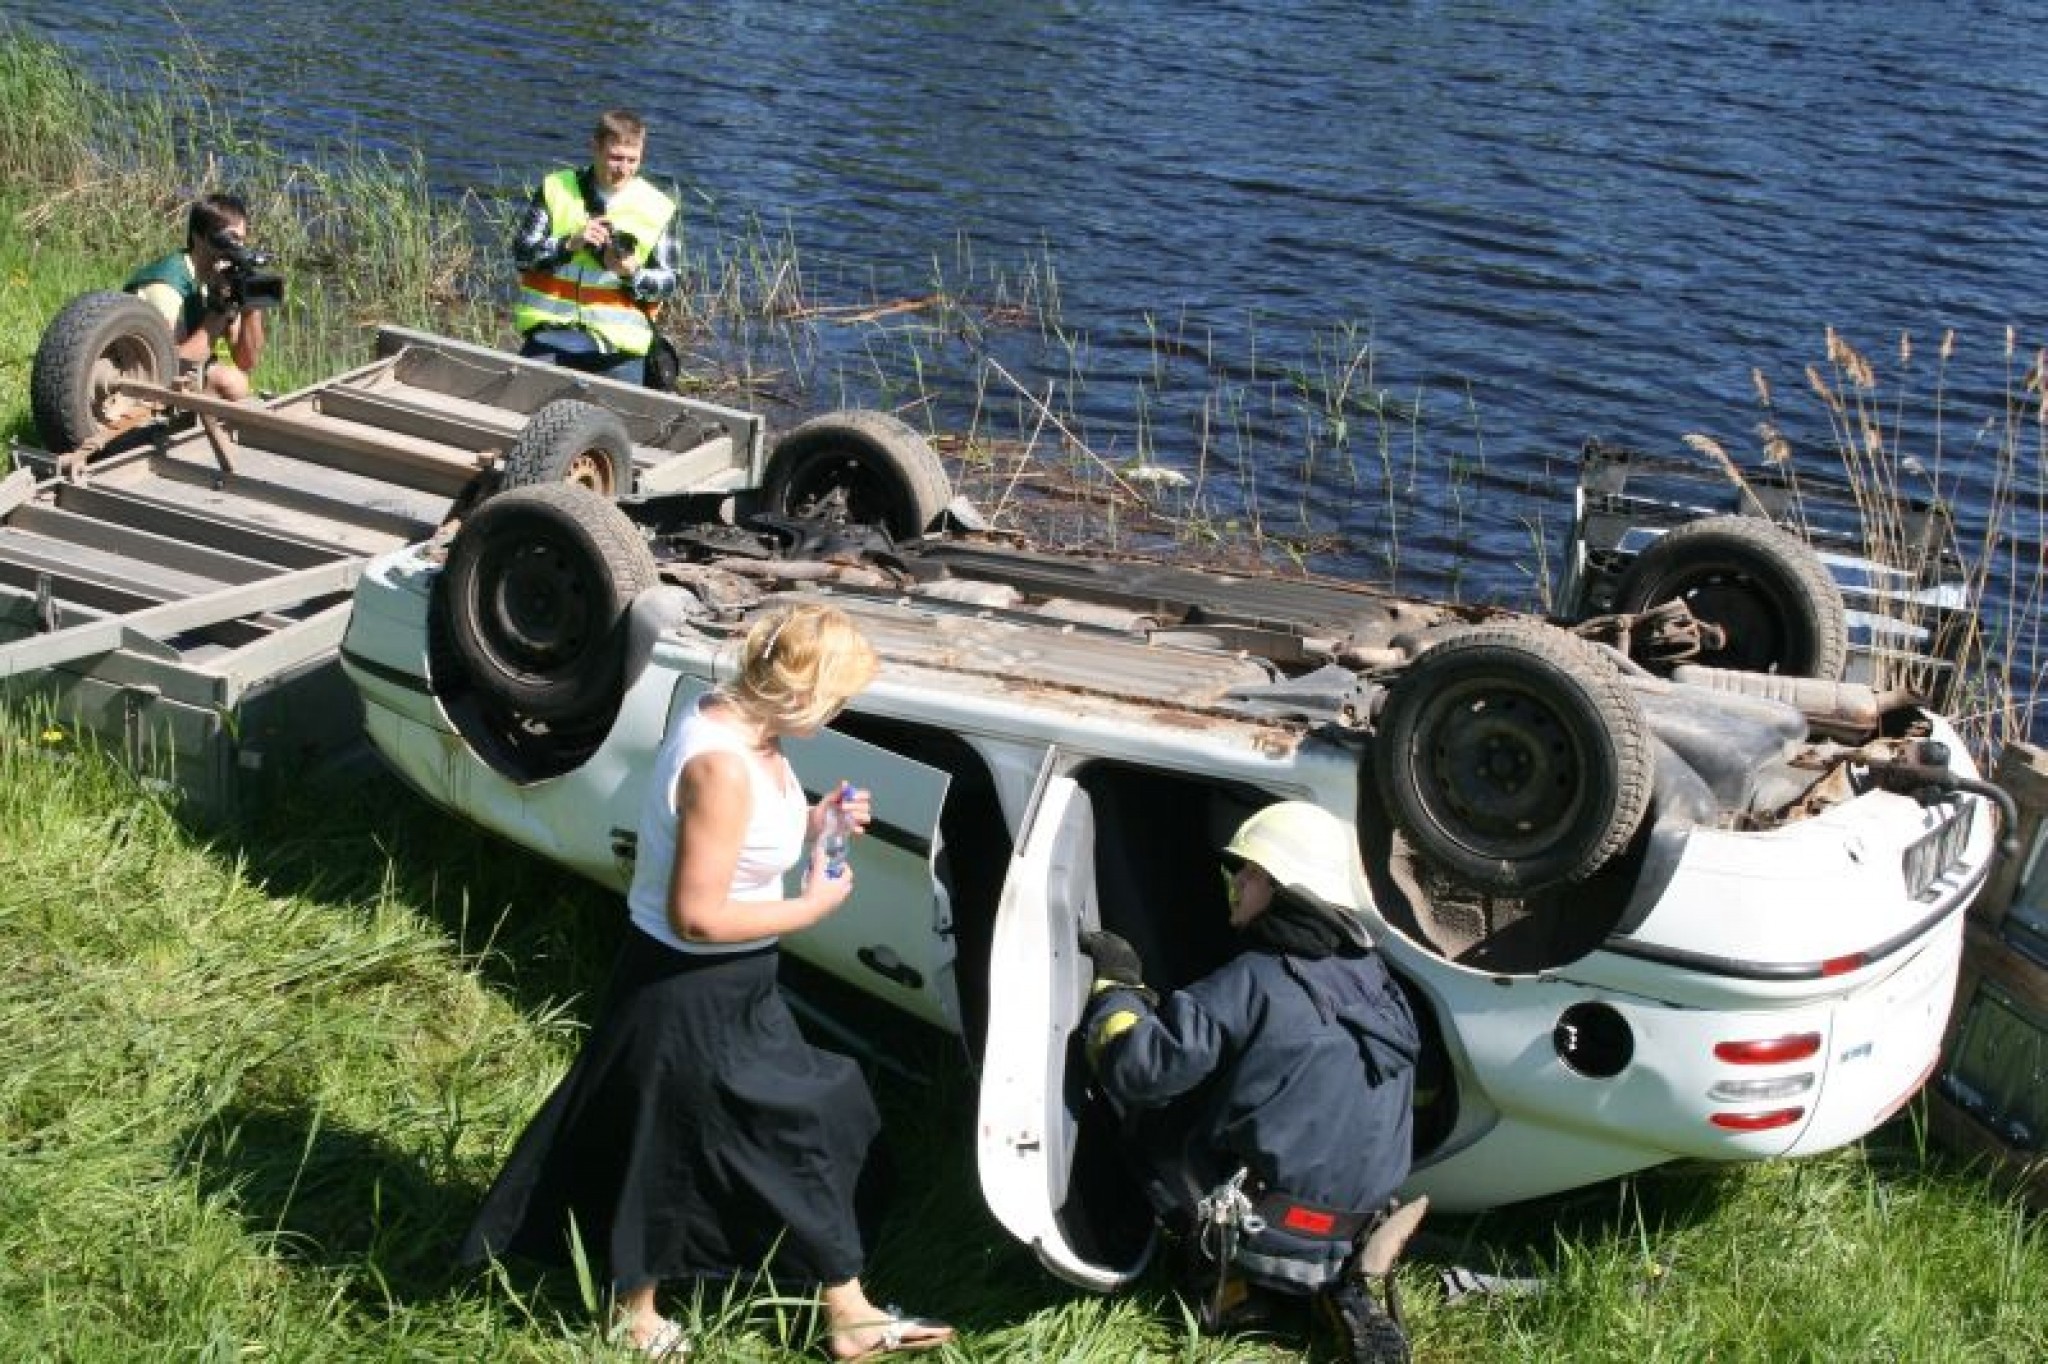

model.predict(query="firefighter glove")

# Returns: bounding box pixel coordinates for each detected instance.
[1080,929,1148,992]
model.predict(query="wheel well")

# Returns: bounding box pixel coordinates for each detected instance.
[1357,751,1658,976]
[424,579,621,784]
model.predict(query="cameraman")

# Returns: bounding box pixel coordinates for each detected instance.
[124,192,269,401]
[510,108,680,386]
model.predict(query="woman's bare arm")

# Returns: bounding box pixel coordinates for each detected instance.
[666,750,852,942]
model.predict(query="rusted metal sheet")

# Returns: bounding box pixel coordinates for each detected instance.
[1931,741,2048,1207]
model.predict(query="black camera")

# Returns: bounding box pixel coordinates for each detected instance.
[208,231,286,311]
[597,222,638,262]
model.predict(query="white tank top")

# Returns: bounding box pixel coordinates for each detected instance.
[627,695,809,953]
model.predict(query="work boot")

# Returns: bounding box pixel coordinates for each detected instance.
[1320,1279,1410,1364]
[1318,1194,1428,1363]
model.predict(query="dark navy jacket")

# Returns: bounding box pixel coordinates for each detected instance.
[1084,946,1418,1219]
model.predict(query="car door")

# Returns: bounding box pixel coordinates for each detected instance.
[780,719,959,1034]
[975,762,1150,1291]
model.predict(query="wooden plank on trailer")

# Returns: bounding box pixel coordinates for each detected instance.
[0,559,363,678]
[0,467,33,516]
[9,501,285,584]
[136,448,445,549]
[0,525,227,601]
[113,381,487,498]
[634,435,750,494]
[313,383,520,452]
[50,481,350,569]
[212,600,355,691]
[371,325,762,463]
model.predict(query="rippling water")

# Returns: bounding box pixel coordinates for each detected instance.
[10,2,2044,661]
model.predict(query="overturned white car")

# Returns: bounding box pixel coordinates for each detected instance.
[339,427,2001,1290]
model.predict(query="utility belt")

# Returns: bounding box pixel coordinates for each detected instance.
[1194,1170,1388,1295]
[1250,1189,1379,1245]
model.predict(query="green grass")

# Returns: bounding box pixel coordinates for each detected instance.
[3,713,2045,1362]
[2,26,2045,1362]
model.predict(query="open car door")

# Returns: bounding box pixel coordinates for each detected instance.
[975,765,1152,1291]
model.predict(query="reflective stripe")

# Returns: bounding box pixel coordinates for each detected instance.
[1086,1008,1142,1068]
[518,268,635,307]
[511,168,675,354]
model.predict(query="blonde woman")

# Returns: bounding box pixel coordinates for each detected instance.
[461,602,953,1360]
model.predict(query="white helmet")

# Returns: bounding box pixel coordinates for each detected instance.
[1225,801,1375,920]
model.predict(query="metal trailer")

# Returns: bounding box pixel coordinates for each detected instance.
[1559,438,1972,708]
[1,324,765,819]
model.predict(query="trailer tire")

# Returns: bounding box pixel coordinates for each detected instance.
[30,291,178,454]
[500,398,635,497]
[763,409,952,540]
[1612,515,1848,680]
[444,483,658,723]
[1372,624,1653,893]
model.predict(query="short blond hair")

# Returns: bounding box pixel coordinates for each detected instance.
[593,109,646,148]
[728,602,878,732]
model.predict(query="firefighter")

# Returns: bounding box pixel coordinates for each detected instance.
[1079,800,1425,1363]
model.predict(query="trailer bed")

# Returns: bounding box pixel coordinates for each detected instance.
[1,325,766,817]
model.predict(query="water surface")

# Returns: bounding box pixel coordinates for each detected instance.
[11,3,2042,650]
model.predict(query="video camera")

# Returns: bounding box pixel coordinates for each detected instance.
[208,230,286,311]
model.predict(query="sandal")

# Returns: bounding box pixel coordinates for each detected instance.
[631,1318,691,1360]
[826,1305,954,1360]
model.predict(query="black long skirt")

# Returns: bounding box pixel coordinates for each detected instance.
[459,927,882,1291]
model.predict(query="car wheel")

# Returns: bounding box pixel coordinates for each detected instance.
[499,397,635,496]
[763,409,952,540]
[30,291,177,454]
[1611,515,1848,680]
[443,483,658,723]
[1372,623,1653,893]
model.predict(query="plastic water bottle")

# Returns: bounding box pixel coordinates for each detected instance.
[821,782,854,879]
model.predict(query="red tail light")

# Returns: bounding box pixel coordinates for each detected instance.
[1714,1033,1823,1065]
[1820,953,1869,977]
[1710,1107,1806,1132]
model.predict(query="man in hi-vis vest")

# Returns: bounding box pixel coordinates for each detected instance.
[510,109,680,386]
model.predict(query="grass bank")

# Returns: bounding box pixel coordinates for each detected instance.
[2,29,2044,1363]
[5,711,2046,1363]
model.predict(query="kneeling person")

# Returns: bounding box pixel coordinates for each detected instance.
[1079,801,1422,1361]
[125,192,269,402]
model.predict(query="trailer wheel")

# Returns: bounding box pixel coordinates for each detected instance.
[29,291,178,454]
[1372,624,1653,893]
[444,483,658,722]
[763,409,952,540]
[500,398,635,497]
[1612,515,1848,680]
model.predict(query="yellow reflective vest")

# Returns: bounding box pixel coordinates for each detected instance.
[513,169,675,356]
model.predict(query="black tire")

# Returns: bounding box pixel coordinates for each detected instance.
[1372,624,1653,893]
[29,291,177,454]
[500,398,635,496]
[442,483,658,723]
[1611,515,1848,680]
[763,409,952,540]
